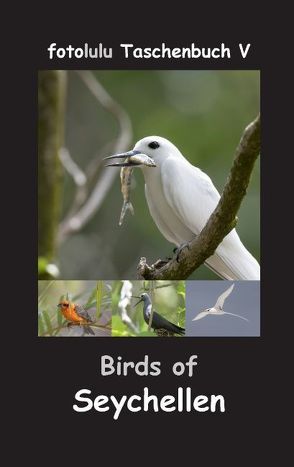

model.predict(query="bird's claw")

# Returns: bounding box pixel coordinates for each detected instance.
[152,258,170,269]
[175,242,191,262]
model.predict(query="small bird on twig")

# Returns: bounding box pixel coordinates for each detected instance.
[57,299,95,335]
[133,293,185,336]
[192,284,248,322]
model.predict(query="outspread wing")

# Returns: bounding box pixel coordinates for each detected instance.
[75,305,93,322]
[214,284,235,309]
[162,157,220,236]
[192,311,210,321]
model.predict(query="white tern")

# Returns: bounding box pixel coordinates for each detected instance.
[106,136,260,280]
[192,284,248,322]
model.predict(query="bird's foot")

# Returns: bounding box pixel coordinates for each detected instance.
[175,242,191,262]
[155,328,173,337]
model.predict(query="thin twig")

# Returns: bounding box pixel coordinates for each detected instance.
[148,281,155,332]
[144,282,177,290]
[59,147,87,186]
[137,114,260,279]
[39,322,111,337]
[58,71,132,243]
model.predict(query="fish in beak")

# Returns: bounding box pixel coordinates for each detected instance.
[104,150,156,167]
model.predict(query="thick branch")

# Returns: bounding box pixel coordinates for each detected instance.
[38,71,66,275]
[138,114,260,280]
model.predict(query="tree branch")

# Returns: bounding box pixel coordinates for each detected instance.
[137,114,260,280]
[38,71,66,277]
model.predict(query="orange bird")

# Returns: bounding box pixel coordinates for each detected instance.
[57,300,95,336]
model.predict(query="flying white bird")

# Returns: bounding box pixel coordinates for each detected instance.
[105,136,260,280]
[192,284,248,322]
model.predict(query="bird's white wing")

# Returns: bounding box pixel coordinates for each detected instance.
[192,311,209,321]
[161,157,260,280]
[162,157,221,236]
[214,284,235,309]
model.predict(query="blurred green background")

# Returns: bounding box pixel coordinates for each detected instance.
[39,70,260,279]
[111,280,185,337]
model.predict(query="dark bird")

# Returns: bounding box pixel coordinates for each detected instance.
[134,293,185,336]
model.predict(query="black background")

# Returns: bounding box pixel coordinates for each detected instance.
[4,6,290,463]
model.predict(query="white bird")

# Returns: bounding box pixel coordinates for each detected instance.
[105,136,260,280]
[192,284,248,322]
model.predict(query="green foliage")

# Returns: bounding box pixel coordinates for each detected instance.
[96,281,103,318]
[111,316,136,337]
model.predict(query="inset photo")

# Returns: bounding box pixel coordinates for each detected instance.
[111,280,185,337]
[38,70,260,281]
[185,281,260,337]
[38,280,112,336]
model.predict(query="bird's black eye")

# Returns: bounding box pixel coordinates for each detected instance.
[148,141,160,149]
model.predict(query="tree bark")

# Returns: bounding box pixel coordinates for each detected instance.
[38,70,66,277]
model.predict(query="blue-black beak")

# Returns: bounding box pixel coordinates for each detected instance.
[104,150,142,167]
[132,296,143,307]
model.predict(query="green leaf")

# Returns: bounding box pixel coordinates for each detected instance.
[96,281,103,319]
[42,310,53,335]
[57,307,63,327]
[112,329,136,337]
[111,315,126,332]
[84,301,97,310]
[38,257,48,275]
[176,281,186,295]
[85,287,97,307]
[38,312,45,336]
[137,331,155,337]
[38,280,55,307]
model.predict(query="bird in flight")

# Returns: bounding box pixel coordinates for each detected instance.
[192,284,248,322]
[133,293,185,336]
[105,136,260,280]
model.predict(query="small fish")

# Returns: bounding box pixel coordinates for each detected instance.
[119,166,134,226]
[128,154,156,167]
[104,153,156,168]
[118,155,156,225]
[104,151,156,225]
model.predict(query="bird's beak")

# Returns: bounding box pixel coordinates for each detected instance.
[104,150,152,167]
[57,303,62,308]
[132,296,143,307]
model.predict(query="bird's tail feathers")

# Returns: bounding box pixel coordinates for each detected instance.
[84,325,95,336]
[205,231,260,280]
[173,325,185,335]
